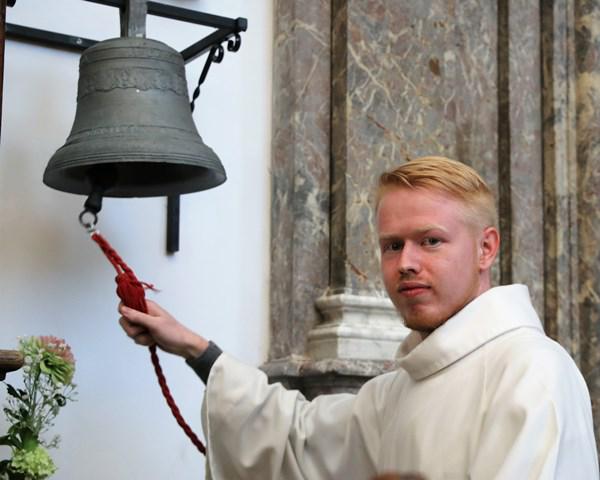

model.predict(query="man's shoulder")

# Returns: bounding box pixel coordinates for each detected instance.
[355,368,406,401]
[491,326,573,365]
[486,326,587,398]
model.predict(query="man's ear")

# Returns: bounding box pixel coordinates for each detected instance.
[478,226,500,271]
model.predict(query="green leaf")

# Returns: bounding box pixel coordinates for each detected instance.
[0,435,15,447]
[5,385,20,399]
[3,408,20,421]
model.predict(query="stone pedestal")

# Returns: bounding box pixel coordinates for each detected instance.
[308,293,408,361]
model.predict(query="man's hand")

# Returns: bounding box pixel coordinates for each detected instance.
[118,300,209,360]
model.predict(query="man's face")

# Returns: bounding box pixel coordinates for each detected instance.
[377,187,494,333]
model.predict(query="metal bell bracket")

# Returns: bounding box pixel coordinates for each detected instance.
[190,32,241,112]
[4,1,247,63]
[2,0,247,254]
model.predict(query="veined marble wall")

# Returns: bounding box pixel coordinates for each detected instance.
[268,0,331,363]
[331,0,502,295]
[267,0,600,450]
[263,0,337,396]
[541,0,600,446]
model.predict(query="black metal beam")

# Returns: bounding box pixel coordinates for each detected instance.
[6,5,247,60]
[147,2,244,30]
[5,20,247,63]
[81,0,245,31]
[82,0,123,8]
[182,27,227,63]
[5,23,96,51]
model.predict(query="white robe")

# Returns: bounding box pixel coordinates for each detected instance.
[201,285,599,479]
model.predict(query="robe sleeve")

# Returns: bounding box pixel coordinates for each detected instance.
[470,339,599,480]
[201,353,384,480]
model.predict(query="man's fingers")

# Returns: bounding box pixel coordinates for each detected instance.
[145,299,168,317]
[144,299,159,312]
[119,317,149,337]
[118,303,155,327]
[119,318,155,346]
[133,333,155,347]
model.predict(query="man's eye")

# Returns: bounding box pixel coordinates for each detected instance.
[422,237,441,247]
[383,241,403,252]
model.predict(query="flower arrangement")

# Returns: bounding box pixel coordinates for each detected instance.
[1,336,77,480]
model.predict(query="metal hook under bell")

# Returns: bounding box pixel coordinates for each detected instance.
[78,209,98,234]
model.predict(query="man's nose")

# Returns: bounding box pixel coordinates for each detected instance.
[397,243,421,275]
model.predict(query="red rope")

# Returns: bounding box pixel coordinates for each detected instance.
[91,232,206,455]
[149,346,206,454]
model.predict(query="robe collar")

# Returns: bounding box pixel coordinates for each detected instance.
[396,284,543,381]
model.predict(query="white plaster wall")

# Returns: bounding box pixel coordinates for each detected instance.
[0,1,272,478]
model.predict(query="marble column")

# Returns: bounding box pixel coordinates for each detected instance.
[542,0,600,448]
[574,5,600,438]
[498,0,544,311]
[262,0,334,394]
[306,0,411,373]
[541,0,580,359]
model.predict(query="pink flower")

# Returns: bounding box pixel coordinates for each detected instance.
[38,336,76,367]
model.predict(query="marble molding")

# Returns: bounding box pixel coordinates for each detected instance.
[263,354,399,399]
[307,292,409,361]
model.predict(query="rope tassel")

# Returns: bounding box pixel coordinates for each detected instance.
[90,231,206,455]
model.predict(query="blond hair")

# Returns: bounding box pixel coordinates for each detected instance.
[377,156,498,229]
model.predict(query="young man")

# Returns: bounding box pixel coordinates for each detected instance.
[119,157,599,479]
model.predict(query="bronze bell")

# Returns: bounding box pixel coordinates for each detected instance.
[43,36,226,198]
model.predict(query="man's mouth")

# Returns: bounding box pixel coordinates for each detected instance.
[397,283,431,297]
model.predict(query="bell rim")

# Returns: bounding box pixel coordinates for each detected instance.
[46,152,225,170]
[43,162,227,198]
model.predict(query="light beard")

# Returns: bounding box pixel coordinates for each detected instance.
[399,308,449,333]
